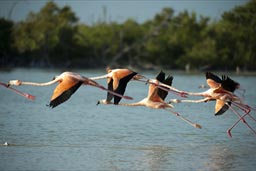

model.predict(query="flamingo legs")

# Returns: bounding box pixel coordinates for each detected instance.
[163,108,202,129]
[226,102,256,137]
[168,97,256,137]
[0,82,35,100]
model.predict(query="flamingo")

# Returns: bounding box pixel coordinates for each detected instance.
[0,82,35,100]
[90,68,139,104]
[7,72,133,108]
[90,68,187,104]
[170,72,240,115]
[168,72,256,137]
[97,71,202,129]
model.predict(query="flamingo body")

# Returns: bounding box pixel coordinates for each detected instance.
[49,72,84,108]
[108,69,137,104]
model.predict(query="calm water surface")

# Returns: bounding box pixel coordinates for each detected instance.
[0,69,256,170]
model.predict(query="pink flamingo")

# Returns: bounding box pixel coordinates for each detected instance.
[7,72,133,108]
[169,72,256,137]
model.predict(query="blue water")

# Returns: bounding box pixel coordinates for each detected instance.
[0,69,256,170]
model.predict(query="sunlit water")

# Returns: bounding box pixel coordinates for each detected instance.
[0,69,256,170]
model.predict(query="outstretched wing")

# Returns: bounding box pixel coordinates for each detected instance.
[113,71,137,104]
[107,78,114,102]
[221,75,239,92]
[214,100,230,116]
[156,71,165,82]
[157,75,173,101]
[206,72,222,88]
[148,83,163,102]
[49,77,83,108]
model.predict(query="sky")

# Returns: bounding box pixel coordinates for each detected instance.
[0,0,249,24]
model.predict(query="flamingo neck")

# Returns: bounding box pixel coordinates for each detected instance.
[119,102,144,107]
[21,79,58,86]
[119,98,147,107]
[170,98,209,103]
[185,89,210,97]
[90,74,108,80]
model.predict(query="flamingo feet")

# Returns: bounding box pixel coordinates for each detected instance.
[194,123,202,129]
[227,129,232,138]
[26,94,36,100]
[123,95,133,100]
[180,92,188,98]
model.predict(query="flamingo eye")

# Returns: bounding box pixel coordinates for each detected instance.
[52,76,57,80]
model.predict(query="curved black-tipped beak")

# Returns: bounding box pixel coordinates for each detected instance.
[96,101,100,105]
[145,79,150,85]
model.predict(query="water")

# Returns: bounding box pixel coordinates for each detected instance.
[0,69,256,170]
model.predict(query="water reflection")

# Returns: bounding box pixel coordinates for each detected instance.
[203,145,236,171]
[134,145,174,170]
[107,145,174,170]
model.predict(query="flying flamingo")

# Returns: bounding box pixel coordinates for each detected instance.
[7,72,133,108]
[97,71,202,129]
[90,68,187,104]
[0,82,35,100]
[90,68,139,104]
[168,72,256,137]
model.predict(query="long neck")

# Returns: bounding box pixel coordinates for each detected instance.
[90,74,108,80]
[185,91,205,96]
[169,97,210,104]
[97,99,144,106]
[118,102,144,107]
[180,98,209,103]
[21,79,58,86]
[184,89,212,97]
[118,98,147,107]
[156,81,182,93]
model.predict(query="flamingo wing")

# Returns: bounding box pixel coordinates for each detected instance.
[157,75,173,101]
[156,71,166,100]
[156,70,165,82]
[147,80,164,102]
[148,84,162,102]
[214,100,230,115]
[206,72,222,88]
[49,78,83,108]
[106,78,114,102]
[113,71,137,104]
[221,75,239,92]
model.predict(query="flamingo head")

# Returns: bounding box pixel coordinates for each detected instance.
[96,99,112,105]
[133,74,146,80]
[3,142,9,146]
[8,80,22,86]
[169,99,181,104]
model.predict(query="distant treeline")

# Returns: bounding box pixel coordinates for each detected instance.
[0,0,256,71]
